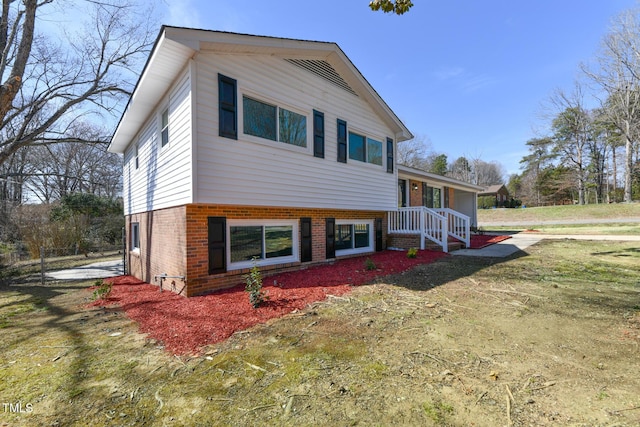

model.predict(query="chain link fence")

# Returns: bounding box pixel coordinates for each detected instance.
[1,239,125,285]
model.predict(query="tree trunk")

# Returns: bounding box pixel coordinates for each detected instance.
[624,123,633,203]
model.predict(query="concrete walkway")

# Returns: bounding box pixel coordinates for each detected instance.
[47,259,124,280]
[452,232,640,258]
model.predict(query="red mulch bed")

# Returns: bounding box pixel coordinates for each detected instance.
[90,249,448,355]
[469,234,511,249]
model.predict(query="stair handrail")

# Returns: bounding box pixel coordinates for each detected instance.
[389,207,448,252]
[435,208,470,248]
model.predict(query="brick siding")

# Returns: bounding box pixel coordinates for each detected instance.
[126,204,387,296]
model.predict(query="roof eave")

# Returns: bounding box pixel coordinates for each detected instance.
[108,27,196,154]
[109,26,413,153]
[398,165,485,192]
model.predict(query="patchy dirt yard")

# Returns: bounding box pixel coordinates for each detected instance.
[1,239,639,426]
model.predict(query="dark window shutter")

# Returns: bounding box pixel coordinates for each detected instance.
[386,137,394,173]
[444,186,450,208]
[325,218,335,259]
[301,217,312,262]
[218,74,237,139]
[375,218,383,252]
[337,119,347,163]
[208,216,226,274]
[313,110,324,158]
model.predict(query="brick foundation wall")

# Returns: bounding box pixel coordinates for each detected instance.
[126,206,188,290]
[127,204,388,297]
[387,233,421,250]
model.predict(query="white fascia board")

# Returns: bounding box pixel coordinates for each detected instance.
[398,165,485,192]
[108,31,195,154]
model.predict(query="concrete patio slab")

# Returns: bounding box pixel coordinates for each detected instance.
[47,259,124,280]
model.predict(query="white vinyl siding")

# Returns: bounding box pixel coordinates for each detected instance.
[123,68,193,215]
[194,53,397,211]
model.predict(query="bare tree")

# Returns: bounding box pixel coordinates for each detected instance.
[449,156,472,183]
[582,9,640,202]
[0,0,157,167]
[473,160,505,186]
[26,122,121,202]
[0,146,32,239]
[397,134,436,170]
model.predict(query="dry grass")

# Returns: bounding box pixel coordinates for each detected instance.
[1,239,640,425]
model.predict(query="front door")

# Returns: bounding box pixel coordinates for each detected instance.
[398,179,407,207]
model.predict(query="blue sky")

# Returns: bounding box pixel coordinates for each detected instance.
[161,0,637,177]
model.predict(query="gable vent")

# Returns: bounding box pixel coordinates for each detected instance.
[285,59,358,96]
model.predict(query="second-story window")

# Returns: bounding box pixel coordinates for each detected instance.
[349,131,382,166]
[161,108,169,147]
[242,96,306,147]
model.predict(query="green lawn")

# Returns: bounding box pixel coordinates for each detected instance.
[478,203,640,223]
[477,203,640,234]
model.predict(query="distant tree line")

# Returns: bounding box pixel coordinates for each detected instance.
[397,135,506,187]
[509,8,640,206]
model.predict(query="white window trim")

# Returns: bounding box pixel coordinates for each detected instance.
[424,183,444,208]
[239,90,311,155]
[134,142,140,170]
[130,222,140,253]
[347,126,386,169]
[335,219,374,256]
[227,219,299,270]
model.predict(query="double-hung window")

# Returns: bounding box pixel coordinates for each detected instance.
[228,220,298,269]
[242,96,307,147]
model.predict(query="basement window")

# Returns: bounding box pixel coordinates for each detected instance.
[228,220,298,269]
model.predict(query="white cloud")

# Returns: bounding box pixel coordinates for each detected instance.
[161,1,249,33]
[434,66,465,80]
[459,73,497,93]
[433,66,497,93]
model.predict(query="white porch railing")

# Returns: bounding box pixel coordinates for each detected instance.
[388,206,449,252]
[434,208,471,248]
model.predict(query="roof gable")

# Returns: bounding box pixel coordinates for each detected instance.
[479,184,508,195]
[109,26,412,153]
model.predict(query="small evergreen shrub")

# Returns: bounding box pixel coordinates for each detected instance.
[407,247,418,258]
[365,258,376,271]
[244,259,268,308]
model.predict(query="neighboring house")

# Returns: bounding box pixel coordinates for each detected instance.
[108,26,481,296]
[478,184,510,208]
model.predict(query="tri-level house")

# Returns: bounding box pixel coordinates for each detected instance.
[108,26,482,296]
